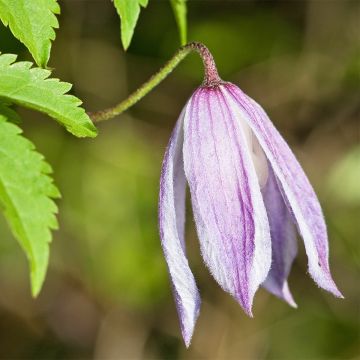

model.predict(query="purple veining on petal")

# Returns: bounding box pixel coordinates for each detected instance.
[158,105,201,347]
[186,89,236,300]
[222,83,343,298]
[183,86,271,316]
[262,165,298,308]
[210,88,252,309]
[216,89,254,308]
[217,88,272,309]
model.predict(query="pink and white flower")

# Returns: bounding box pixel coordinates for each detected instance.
[158,51,342,346]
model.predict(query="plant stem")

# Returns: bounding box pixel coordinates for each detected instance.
[89,41,221,123]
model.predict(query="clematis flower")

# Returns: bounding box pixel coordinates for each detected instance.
[158,45,342,347]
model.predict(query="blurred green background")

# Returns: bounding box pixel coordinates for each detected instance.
[0,0,359,359]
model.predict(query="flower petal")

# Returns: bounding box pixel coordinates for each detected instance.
[183,87,271,316]
[159,108,201,347]
[262,165,298,308]
[224,84,343,298]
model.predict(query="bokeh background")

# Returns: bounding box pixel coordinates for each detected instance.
[0,0,359,359]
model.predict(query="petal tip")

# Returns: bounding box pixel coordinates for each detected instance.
[241,301,254,318]
[236,295,254,318]
[282,282,298,308]
[180,314,199,348]
[244,302,254,318]
[328,284,344,299]
[263,280,298,308]
[183,331,192,348]
[247,309,254,318]
[309,265,344,299]
[325,277,344,299]
[178,295,201,348]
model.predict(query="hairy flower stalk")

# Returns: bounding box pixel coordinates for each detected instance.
[157,44,343,347]
[89,42,220,122]
[89,42,219,122]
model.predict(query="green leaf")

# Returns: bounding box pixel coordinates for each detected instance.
[0,114,60,296]
[0,53,97,138]
[170,0,187,45]
[0,102,21,124]
[0,0,60,67]
[113,0,148,50]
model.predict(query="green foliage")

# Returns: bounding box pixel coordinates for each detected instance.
[0,53,97,138]
[170,0,187,45]
[0,102,21,124]
[0,0,60,67]
[114,0,149,50]
[0,114,60,296]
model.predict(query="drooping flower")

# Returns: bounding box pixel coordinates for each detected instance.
[158,44,343,347]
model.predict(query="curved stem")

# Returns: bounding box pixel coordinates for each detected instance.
[89,41,221,123]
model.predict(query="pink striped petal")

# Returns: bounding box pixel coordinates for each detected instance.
[262,165,298,308]
[183,87,271,316]
[224,83,343,298]
[159,109,201,347]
